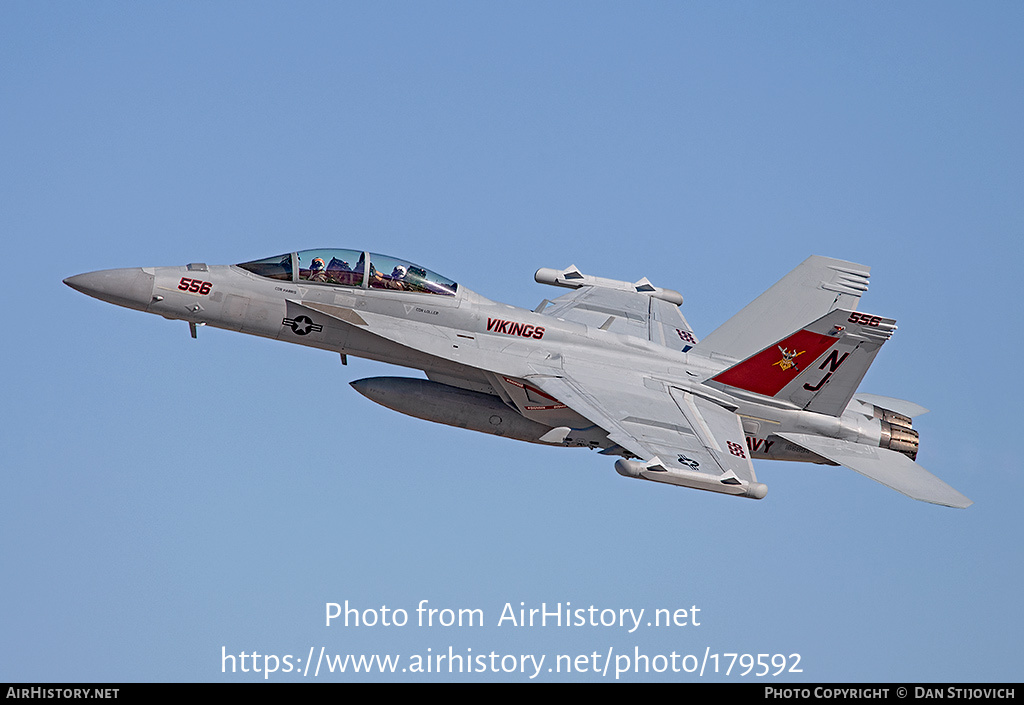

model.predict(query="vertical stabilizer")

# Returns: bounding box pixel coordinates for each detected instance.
[695,256,870,364]
[705,308,896,417]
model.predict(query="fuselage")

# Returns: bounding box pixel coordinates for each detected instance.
[64,250,889,466]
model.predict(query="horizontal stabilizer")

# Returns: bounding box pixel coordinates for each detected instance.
[777,433,971,508]
[853,393,929,419]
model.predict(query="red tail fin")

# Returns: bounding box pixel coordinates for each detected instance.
[705,308,897,416]
[710,329,839,397]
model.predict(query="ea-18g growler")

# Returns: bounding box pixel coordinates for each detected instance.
[64,249,971,507]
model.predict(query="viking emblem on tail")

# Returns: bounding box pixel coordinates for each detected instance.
[773,346,804,372]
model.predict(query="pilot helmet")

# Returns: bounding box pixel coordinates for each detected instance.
[311,257,326,272]
[392,265,407,278]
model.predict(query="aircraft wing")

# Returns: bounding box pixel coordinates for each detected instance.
[526,359,768,499]
[538,286,700,351]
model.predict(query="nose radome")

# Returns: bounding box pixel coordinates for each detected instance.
[63,268,156,312]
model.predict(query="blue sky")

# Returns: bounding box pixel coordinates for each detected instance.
[2,2,1021,682]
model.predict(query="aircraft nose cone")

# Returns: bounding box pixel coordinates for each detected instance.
[63,268,155,312]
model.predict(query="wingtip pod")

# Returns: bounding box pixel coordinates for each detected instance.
[744,482,769,500]
[614,459,768,500]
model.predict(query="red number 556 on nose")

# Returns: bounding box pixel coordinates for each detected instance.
[178,277,212,295]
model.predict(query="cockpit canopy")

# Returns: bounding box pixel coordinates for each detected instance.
[237,249,458,297]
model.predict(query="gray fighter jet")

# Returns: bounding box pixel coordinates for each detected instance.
[64,249,971,508]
